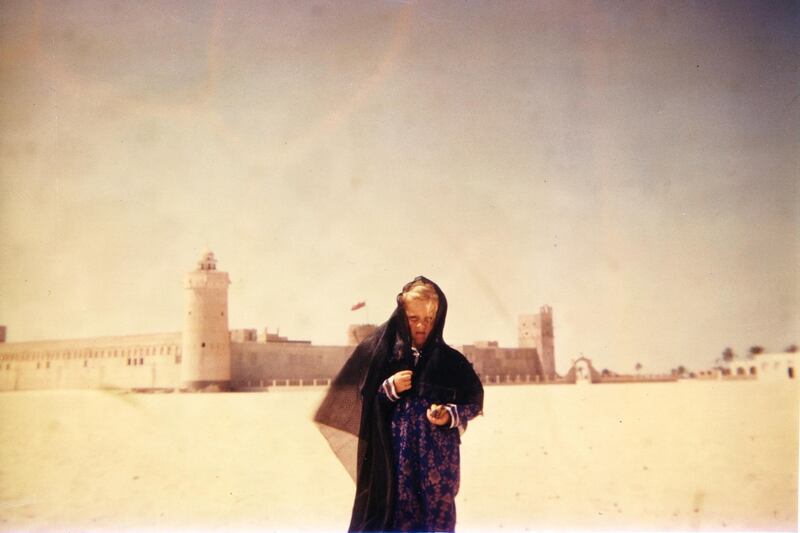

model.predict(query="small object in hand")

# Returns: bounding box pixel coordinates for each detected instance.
[430,404,446,419]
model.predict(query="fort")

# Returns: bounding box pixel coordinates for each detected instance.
[0,250,558,392]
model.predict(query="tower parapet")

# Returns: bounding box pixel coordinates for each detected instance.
[181,249,231,391]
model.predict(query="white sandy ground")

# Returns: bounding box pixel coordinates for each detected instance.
[0,381,797,532]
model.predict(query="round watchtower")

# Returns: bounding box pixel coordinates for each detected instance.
[181,249,231,391]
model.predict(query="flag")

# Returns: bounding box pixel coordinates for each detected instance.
[350,301,366,311]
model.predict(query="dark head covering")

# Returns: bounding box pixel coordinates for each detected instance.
[314,276,484,532]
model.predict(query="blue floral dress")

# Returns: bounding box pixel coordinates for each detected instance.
[379,364,482,532]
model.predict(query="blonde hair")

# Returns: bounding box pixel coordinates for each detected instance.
[400,280,439,315]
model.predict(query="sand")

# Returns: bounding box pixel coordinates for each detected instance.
[0,381,797,532]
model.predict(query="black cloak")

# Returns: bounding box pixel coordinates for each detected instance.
[314,276,484,532]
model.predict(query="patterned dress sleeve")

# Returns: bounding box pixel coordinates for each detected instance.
[378,375,401,402]
[443,402,481,430]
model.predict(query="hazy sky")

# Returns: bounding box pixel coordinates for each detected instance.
[1,0,797,374]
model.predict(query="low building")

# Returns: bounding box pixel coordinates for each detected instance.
[728,352,799,381]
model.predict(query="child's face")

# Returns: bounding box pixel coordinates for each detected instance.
[404,299,437,349]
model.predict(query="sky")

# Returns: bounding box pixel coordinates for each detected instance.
[0,0,797,374]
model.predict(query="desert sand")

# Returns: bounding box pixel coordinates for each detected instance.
[0,381,797,532]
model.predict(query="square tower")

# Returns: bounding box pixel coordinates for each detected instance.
[518,306,555,379]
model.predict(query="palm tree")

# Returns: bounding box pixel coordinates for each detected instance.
[722,347,734,362]
[748,346,764,358]
[635,362,643,374]
[786,344,798,353]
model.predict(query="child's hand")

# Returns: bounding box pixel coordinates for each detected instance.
[391,370,413,393]
[426,403,450,426]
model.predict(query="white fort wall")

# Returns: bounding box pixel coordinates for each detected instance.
[230,342,352,388]
[0,333,182,392]
[0,334,351,392]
